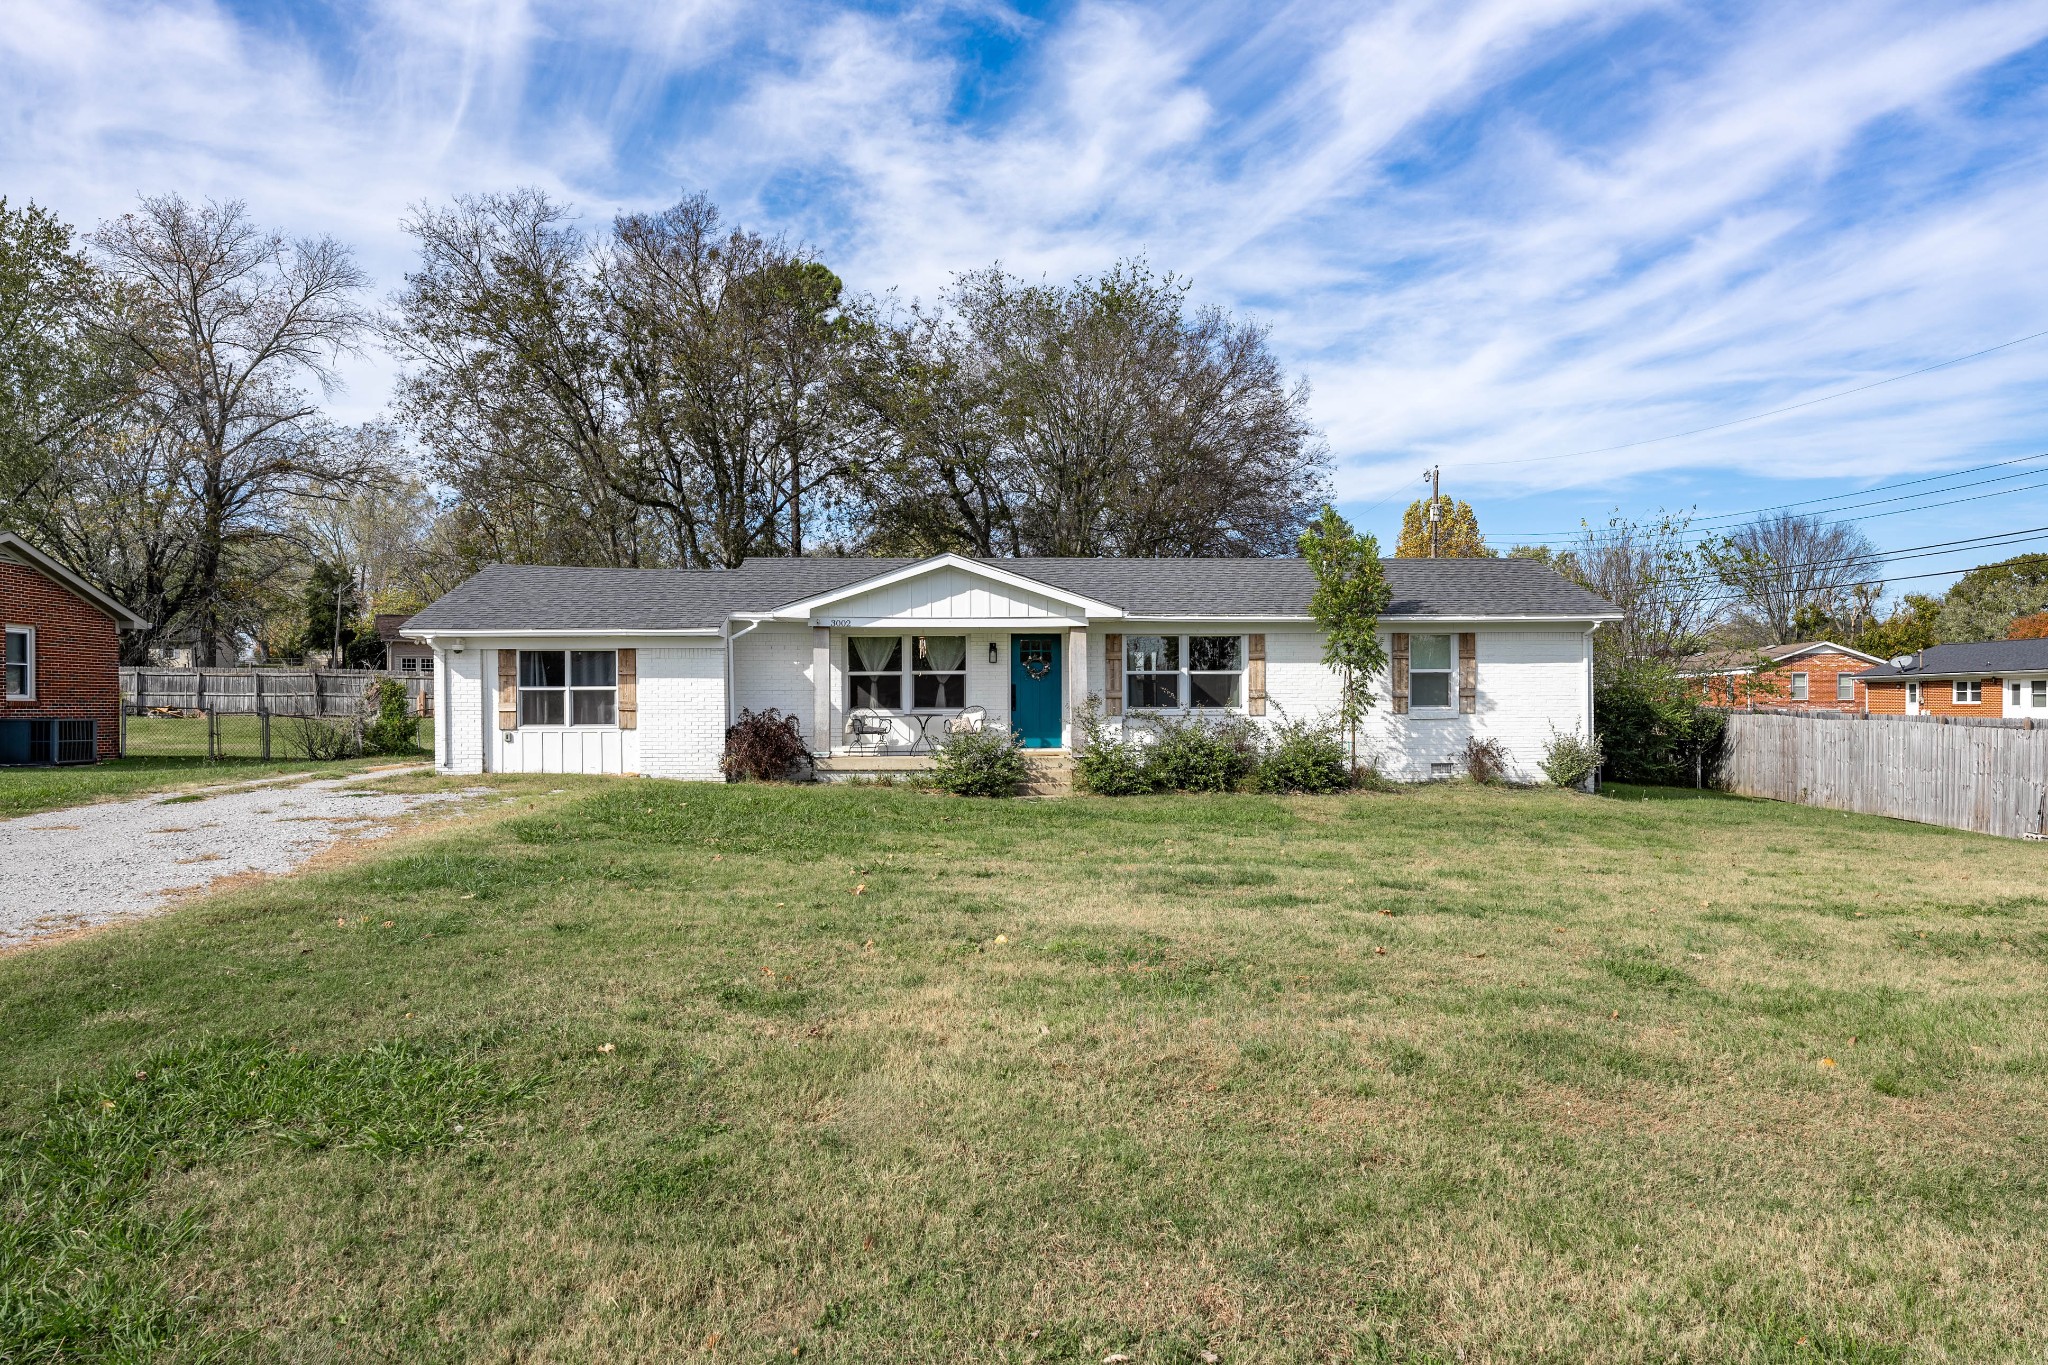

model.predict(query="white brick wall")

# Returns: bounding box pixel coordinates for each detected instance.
[1096,622,1592,782]
[733,624,815,738]
[439,646,486,774]
[636,644,725,779]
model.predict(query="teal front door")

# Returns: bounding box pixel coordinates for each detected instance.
[1010,634,1062,748]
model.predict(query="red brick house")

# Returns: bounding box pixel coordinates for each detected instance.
[1853,640,2048,719]
[1,532,150,763]
[1677,640,1884,711]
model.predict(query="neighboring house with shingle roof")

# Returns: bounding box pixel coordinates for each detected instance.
[1676,640,1884,712]
[1853,640,2048,719]
[404,553,1620,782]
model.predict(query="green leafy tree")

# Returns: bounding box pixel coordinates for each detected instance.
[1933,553,2048,643]
[301,560,377,666]
[0,199,128,511]
[1394,496,1491,557]
[1299,505,1391,768]
[1855,594,1941,659]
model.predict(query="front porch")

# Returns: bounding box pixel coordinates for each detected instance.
[813,748,1076,795]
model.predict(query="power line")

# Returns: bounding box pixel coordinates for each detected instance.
[1662,550,2048,614]
[1487,449,2048,542]
[1497,471,2048,551]
[1453,327,2048,471]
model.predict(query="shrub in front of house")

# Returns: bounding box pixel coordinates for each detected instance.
[932,726,1028,797]
[1538,725,1603,789]
[1142,715,1262,793]
[1257,714,1350,794]
[722,709,812,782]
[1071,698,1153,796]
[363,679,421,755]
[1461,735,1510,785]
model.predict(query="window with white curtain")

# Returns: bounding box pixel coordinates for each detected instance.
[847,635,969,711]
[912,635,967,708]
[847,636,903,710]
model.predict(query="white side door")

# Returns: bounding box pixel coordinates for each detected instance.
[1905,681,1921,716]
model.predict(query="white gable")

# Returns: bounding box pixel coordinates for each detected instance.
[809,565,1078,624]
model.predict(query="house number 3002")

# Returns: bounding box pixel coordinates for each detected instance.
[819,618,853,626]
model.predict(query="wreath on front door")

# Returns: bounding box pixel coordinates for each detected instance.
[1021,646,1053,680]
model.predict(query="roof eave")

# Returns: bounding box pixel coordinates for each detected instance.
[0,532,151,631]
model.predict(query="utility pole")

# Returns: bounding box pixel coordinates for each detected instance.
[1424,465,1441,557]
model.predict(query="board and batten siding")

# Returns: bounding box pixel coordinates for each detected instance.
[433,637,724,778]
[814,567,1076,622]
[1721,710,2048,839]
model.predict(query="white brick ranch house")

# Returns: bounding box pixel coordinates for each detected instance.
[402,553,1619,783]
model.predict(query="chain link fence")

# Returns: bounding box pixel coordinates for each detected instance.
[120,668,435,761]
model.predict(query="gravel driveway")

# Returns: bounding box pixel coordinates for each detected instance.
[1,768,488,950]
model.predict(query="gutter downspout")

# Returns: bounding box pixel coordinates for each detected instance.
[1584,624,1601,792]
[724,618,764,727]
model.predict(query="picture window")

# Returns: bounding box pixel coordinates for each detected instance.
[518,650,616,726]
[1124,635,1245,710]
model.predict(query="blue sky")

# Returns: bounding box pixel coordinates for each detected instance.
[5,0,2048,584]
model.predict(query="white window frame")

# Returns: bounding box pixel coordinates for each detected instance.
[1408,633,1458,716]
[517,649,618,728]
[1953,679,1982,705]
[1837,673,1856,702]
[4,625,32,701]
[1124,633,1247,712]
[1789,671,1809,701]
[845,634,969,713]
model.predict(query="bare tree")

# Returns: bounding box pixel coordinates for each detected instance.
[1566,511,1721,674]
[389,190,859,570]
[1710,512,1880,644]
[603,195,858,564]
[88,195,375,662]
[387,190,658,572]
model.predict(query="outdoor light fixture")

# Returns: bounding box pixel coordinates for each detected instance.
[988,642,1000,664]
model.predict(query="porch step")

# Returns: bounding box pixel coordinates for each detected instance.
[1019,752,1075,797]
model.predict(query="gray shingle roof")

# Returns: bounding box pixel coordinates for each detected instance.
[404,555,1618,633]
[1854,639,2048,679]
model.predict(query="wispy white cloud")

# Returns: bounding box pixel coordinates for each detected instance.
[3,0,2046,522]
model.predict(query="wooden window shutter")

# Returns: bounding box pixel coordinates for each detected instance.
[1103,632,1123,717]
[496,650,518,730]
[1458,632,1477,714]
[1390,633,1410,715]
[616,648,638,730]
[1247,633,1267,716]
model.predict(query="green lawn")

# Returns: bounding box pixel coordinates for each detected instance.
[0,717,435,818]
[121,713,437,760]
[3,779,2044,1362]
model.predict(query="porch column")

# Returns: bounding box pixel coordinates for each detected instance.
[812,626,832,757]
[1067,624,1089,750]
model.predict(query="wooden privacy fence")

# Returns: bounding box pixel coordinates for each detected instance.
[119,668,434,760]
[121,668,432,718]
[1720,708,2048,840]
